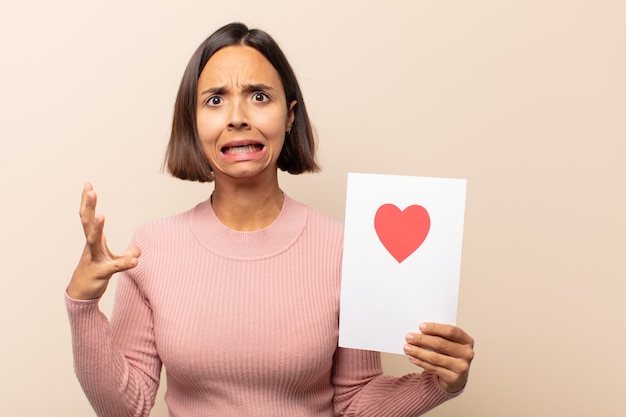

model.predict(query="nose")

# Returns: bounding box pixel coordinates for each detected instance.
[227,99,249,130]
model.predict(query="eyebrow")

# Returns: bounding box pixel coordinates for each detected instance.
[199,83,275,96]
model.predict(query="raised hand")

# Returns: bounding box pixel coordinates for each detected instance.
[404,323,474,393]
[66,182,141,300]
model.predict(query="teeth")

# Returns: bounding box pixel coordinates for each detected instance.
[224,144,261,154]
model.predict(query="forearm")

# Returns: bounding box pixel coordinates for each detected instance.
[333,348,461,417]
[65,294,158,417]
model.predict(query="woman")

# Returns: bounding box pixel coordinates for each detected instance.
[66,22,474,417]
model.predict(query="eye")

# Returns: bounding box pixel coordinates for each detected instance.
[252,92,270,102]
[206,96,223,106]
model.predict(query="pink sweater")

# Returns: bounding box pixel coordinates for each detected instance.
[66,195,459,416]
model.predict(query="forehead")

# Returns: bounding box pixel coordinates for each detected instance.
[198,45,283,88]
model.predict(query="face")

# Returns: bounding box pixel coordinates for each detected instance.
[196,45,296,183]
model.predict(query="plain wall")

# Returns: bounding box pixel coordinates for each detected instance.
[1,1,624,415]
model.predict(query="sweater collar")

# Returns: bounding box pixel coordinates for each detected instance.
[190,194,308,260]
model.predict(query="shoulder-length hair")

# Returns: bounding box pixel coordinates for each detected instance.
[164,22,320,182]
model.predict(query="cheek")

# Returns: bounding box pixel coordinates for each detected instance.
[196,128,221,165]
[255,111,290,136]
[196,115,221,144]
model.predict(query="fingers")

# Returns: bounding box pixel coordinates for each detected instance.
[68,182,142,300]
[404,323,475,393]
[419,322,474,344]
[79,182,98,240]
[403,337,471,374]
[76,240,140,277]
[404,350,469,393]
[79,183,111,257]
[408,323,474,357]
[69,242,141,300]
[120,245,142,268]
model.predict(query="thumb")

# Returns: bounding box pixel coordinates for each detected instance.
[114,245,142,271]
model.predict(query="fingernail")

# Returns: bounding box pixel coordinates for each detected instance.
[404,344,412,354]
[405,333,414,341]
[419,323,427,331]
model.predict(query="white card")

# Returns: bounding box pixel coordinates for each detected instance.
[338,173,467,354]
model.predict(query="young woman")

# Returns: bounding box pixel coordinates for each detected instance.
[66,22,474,417]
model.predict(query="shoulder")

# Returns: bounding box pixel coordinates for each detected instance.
[285,195,344,239]
[125,201,209,281]
[131,199,208,246]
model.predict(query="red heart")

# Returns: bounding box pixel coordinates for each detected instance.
[374,204,431,263]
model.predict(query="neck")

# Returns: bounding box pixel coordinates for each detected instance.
[211,177,284,231]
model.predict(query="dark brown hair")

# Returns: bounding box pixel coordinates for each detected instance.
[164,22,320,182]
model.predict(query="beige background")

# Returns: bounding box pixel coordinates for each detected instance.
[1,0,624,416]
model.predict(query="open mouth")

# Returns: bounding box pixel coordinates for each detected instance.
[221,144,264,155]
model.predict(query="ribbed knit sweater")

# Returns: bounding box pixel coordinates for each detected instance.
[66,195,459,417]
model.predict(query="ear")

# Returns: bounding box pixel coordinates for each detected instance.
[286,100,297,132]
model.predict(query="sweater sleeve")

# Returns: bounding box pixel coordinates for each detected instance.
[65,233,161,417]
[331,347,461,417]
